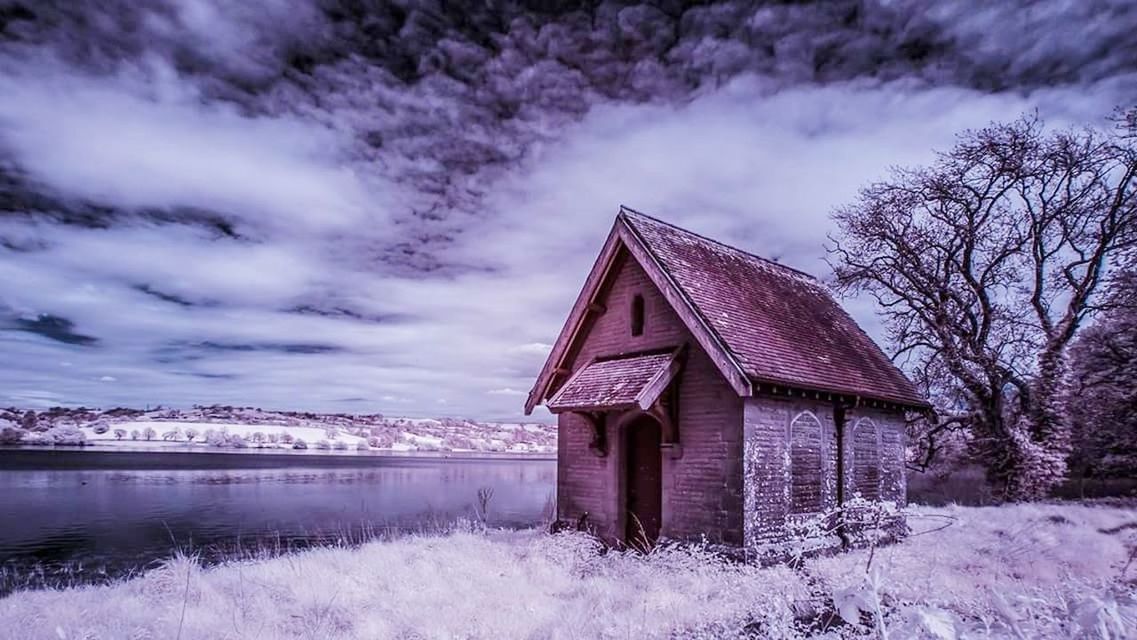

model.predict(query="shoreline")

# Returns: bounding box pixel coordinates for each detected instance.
[0,445,556,470]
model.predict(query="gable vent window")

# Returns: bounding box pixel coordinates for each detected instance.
[631,294,645,336]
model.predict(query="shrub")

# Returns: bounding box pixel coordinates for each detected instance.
[130,429,141,441]
[445,434,473,450]
[47,425,86,446]
[162,428,181,442]
[315,439,331,450]
[142,427,157,441]
[113,428,127,440]
[91,421,111,435]
[292,438,307,450]
[333,440,349,451]
[279,432,294,444]
[267,432,280,444]
[0,427,25,444]
[356,441,370,451]
[22,431,52,446]
[184,428,199,442]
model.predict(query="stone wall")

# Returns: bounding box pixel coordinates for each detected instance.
[742,397,907,552]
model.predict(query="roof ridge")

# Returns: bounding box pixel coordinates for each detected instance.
[617,205,819,282]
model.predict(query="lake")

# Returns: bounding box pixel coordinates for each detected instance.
[0,448,556,595]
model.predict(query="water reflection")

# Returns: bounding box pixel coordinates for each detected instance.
[0,450,555,594]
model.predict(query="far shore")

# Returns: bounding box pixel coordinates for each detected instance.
[0,445,556,470]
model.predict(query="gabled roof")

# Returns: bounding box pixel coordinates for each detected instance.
[525,206,928,413]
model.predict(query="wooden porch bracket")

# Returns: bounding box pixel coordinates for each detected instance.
[577,411,608,457]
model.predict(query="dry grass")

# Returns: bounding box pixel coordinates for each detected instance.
[0,503,1134,639]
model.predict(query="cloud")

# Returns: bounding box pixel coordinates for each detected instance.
[0,59,381,235]
[0,221,325,307]
[0,1,1134,419]
[510,343,553,356]
[0,0,324,83]
[4,313,98,346]
[466,78,1134,356]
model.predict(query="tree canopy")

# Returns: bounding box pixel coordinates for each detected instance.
[829,111,1137,500]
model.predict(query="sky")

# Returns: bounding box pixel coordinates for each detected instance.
[1,1,1135,420]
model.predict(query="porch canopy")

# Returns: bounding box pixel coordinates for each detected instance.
[546,347,683,414]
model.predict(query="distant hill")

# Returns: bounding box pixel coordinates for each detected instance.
[0,405,556,454]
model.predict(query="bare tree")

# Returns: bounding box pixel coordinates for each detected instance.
[829,112,1137,500]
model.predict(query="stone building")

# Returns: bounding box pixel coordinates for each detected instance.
[525,207,927,553]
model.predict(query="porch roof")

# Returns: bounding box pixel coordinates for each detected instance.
[546,348,682,413]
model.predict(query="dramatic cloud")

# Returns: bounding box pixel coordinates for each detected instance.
[1,1,1134,418]
[0,62,379,231]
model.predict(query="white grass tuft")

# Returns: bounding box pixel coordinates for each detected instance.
[1,503,1134,639]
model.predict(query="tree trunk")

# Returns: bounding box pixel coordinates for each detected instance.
[973,387,1070,501]
[999,426,1069,501]
[1012,349,1072,500]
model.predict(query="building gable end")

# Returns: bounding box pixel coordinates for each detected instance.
[526,212,752,414]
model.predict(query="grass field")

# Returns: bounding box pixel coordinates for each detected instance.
[0,503,1134,639]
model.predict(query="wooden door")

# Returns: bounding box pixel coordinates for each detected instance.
[624,416,662,547]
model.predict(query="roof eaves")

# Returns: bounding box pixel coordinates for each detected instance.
[525,220,625,414]
[750,376,931,411]
[633,344,686,410]
[545,355,598,411]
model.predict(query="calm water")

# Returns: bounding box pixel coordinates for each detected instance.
[0,448,555,594]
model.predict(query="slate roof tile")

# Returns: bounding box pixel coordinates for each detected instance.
[620,207,926,407]
[547,352,673,411]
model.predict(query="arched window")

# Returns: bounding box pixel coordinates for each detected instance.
[852,418,880,500]
[789,411,824,514]
[880,426,903,501]
[630,294,645,336]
